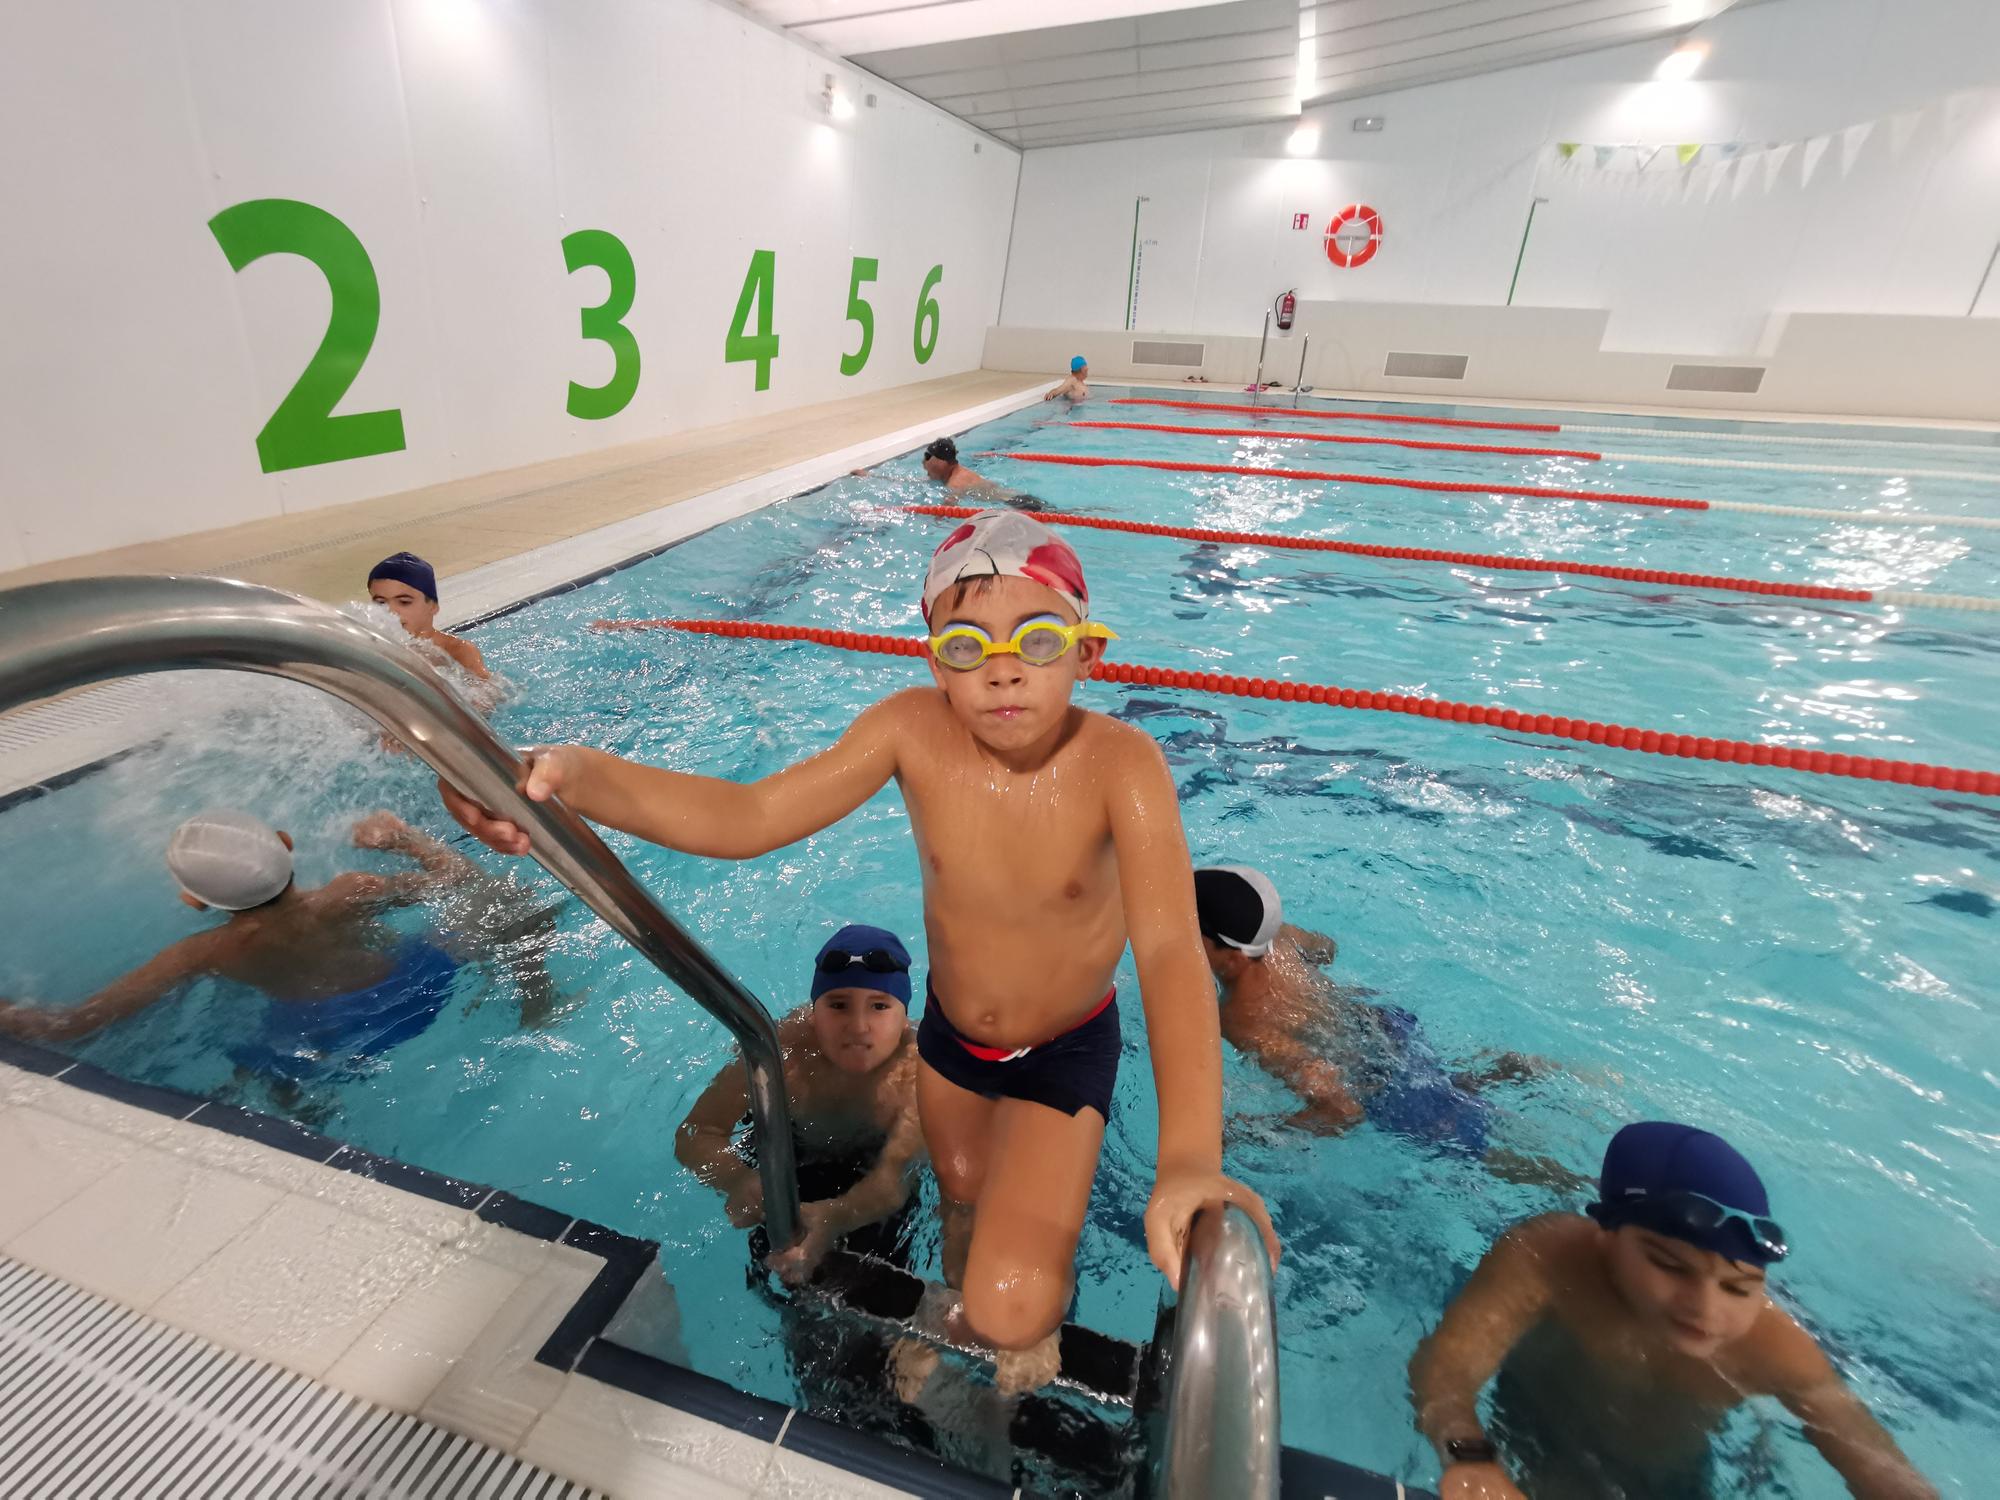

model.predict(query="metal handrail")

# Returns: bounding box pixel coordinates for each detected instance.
[0,574,801,1250]
[1147,1203,1282,1500]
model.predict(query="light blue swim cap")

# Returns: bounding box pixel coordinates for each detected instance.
[1070,356,1087,372]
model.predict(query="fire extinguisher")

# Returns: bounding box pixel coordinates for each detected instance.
[1274,289,1297,331]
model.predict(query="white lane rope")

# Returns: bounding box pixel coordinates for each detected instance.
[1874,589,2000,612]
[1566,422,2000,456]
[1704,498,2000,530]
[1598,451,2000,484]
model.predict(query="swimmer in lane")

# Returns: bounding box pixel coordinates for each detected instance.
[0,810,558,1073]
[1196,866,1569,1181]
[368,552,490,682]
[677,924,925,1287]
[852,438,1047,512]
[1044,356,1089,403]
[1409,1122,1937,1500]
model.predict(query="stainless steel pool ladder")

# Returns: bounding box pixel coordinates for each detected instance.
[1148,1203,1282,1500]
[0,575,803,1251]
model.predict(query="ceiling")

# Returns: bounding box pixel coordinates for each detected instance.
[738,0,1751,150]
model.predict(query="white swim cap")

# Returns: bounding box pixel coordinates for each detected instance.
[1192,865,1283,959]
[166,811,294,911]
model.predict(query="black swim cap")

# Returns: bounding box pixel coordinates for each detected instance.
[923,437,958,465]
[1193,866,1282,958]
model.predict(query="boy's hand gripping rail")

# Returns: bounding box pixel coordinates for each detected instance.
[1147,1203,1281,1499]
[0,575,803,1252]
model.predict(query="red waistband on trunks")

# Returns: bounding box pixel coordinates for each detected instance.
[955,987,1116,1063]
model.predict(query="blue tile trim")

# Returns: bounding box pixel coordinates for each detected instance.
[780,1408,1015,1500]
[573,1339,787,1442]
[0,1034,75,1077]
[1281,1444,1435,1499]
[323,1146,489,1208]
[533,1221,656,1372]
[180,1100,343,1160]
[47,1060,206,1120]
[476,1192,573,1242]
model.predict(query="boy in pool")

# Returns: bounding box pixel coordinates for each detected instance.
[677,924,924,1287]
[367,552,490,682]
[852,438,1046,512]
[438,508,1276,1394]
[0,809,553,1071]
[1408,1122,1937,1500]
[1043,356,1089,402]
[1196,865,1547,1153]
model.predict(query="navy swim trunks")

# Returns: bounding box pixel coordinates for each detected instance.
[916,981,1120,1122]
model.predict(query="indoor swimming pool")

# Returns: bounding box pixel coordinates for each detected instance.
[3,388,1995,1497]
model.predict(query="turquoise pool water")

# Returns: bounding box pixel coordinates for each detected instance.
[4,387,1996,1496]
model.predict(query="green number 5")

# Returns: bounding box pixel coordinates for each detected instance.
[562,228,641,420]
[840,257,878,377]
[207,199,406,474]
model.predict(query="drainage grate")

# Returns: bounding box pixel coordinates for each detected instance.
[0,1255,601,1498]
[1666,363,1765,394]
[1130,339,1205,367]
[1383,351,1469,380]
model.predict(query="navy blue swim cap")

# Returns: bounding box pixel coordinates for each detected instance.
[1588,1121,1781,1265]
[368,551,438,603]
[810,924,911,1006]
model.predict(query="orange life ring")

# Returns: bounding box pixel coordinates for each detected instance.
[1324,204,1383,268]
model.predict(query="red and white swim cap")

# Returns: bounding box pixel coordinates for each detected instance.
[921,510,1090,625]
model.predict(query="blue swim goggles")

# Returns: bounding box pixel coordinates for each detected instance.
[1604,1190,1789,1262]
[926,613,1117,672]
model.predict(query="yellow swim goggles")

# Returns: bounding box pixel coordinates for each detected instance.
[926,614,1119,672]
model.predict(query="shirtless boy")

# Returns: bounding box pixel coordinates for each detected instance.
[1408,1122,1936,1500]
[0,810,481,1076]
[368,552,490,681]
[1044,356,1089,402]
[677,924,924,1287]
[1196,865,1544,1158]
[439,509,1276,1393]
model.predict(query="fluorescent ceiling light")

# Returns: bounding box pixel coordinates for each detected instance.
[1655,41,1708,81]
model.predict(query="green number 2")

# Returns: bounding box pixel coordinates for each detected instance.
[207,199,406,474]
[839,257,878,377]
[561,228,640,420]
[913,264,943,365]
[726,249,780,391]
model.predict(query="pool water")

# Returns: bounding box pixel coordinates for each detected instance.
[4,388,1996,1497]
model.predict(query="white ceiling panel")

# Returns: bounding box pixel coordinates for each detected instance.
[739,0,1749,149]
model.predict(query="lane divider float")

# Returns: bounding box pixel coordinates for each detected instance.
[905,505,1999,612]
[1112,398,1561,434]
[588,618,2000,799]
[982,452,2000,531]
[1081,419,2000,484]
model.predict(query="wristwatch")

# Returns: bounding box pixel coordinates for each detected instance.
[1444,1436,1498,1466]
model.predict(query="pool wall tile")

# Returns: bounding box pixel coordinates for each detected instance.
[476,1191,574,1242]
[185,1100,345,1161]
[324,1146,491,1208]
[780,1408,1014,1500]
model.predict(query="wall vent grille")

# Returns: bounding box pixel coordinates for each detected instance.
[1130,339,1205,367]
[1666,363,1765,394]
[1383,351,1469,380]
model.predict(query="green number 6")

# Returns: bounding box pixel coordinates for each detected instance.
[913,264,943,365]
[207,199,406,474]
[840,257,878,377]
[562,228,641,420]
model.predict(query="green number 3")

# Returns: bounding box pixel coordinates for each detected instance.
[561,228,641,420]
[207,199,406,474]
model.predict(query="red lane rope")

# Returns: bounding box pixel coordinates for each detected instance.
[1073,419,1602,462]
[1112,397,1563,434]
[904,505,1873,603]
[988,452,1709,512]
[587,619,2000,798]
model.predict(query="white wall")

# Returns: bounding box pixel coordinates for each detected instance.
[0,0,1020,571]
[998,0,2000,359]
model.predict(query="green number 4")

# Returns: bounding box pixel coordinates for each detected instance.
[840,257,877,377]
[726,249,780,391]
[208,198,406,474]
[562,228,640,420]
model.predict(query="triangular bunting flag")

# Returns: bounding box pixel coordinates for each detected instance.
[1762,141,1795,190]
[1677,143,1702,166]
[1840,120,1875,173]
[1942,92,1979,137]
[1594,145,1617,169]
[1800,133,1833,186]
[1732,152,1760,198]
[1557,142,1580,160]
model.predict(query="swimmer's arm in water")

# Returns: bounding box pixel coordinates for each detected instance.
[769,1058,925,1286]
[348,812,480,905]
[0,933,224,1042]
[434,632,491,680]
[438,692,906,858]
[1753,1314,1938,1500]
[1247,1031,1363,1131]
[1409,1219,1559,1489]
[1109,726,1280,1289]
[1283,923,1338,965]
[674,1053,764,1224]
